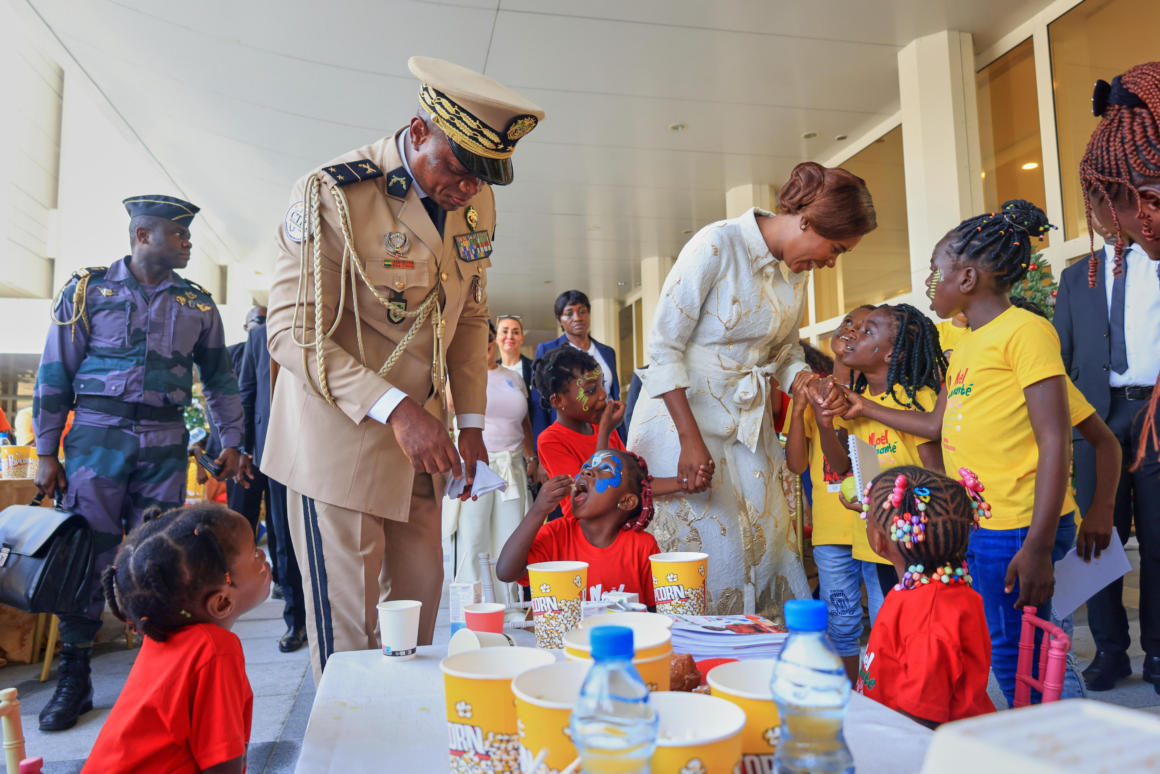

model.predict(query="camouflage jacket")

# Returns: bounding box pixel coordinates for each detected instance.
[33,257,243,455]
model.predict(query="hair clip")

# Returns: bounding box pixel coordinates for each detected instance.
[180,609,192,618]
[958,467,992,528]
[225,572,233,586]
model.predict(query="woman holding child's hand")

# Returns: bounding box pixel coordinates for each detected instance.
[629,162,878,618]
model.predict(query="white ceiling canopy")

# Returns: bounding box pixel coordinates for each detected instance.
[23,0,1056,332]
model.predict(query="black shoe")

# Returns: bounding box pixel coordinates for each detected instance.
[271,583,284,601]
[38,644,95,731]
[1143,655,1160,689]
[1082,651,1132,692]
[279,627,307,653]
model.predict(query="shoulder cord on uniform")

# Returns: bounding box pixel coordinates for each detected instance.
[290,173,446,409]
[48,269,94,342]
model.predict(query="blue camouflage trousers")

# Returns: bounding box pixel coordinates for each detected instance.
[58,418,189,644]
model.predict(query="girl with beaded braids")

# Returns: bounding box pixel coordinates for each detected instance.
[830,200,1083,708]
[84,502,271,774]
[854,466,995,727]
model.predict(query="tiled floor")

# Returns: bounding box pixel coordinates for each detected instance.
[5,542,1156,772]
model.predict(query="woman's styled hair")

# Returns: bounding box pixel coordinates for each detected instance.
[863,466,979,568]
[101,503,241,642]
[553,290,591,320]
[945,200,1053,292]
[531,345,600,411]
[851,303,947,410]
[777,161,878,241]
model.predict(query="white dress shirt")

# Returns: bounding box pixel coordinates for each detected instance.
[570,340,614,396]
[366,129,484,429]
[1104,242,1160,388]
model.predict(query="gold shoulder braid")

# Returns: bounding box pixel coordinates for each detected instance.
[49,267,105,341]
[291,174,446,409]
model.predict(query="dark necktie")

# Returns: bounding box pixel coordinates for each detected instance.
[420,197,446,239]
[1110,269,1129,375]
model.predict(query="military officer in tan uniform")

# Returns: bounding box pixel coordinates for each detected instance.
[264,56,544,682]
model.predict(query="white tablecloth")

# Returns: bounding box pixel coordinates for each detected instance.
[295,623,932,774]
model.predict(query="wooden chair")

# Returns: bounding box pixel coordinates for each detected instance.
[1013,605,1070,708]
[1,687,26,774]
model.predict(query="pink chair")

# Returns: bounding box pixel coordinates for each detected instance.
[1013,605,1071,708]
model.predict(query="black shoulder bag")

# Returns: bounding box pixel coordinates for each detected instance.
[0,492,96,615]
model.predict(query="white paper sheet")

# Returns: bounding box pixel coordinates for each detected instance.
[1051,536,1132,620]
[443,459,509,500]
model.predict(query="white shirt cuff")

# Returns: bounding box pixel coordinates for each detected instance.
[457,413,485,430]
[367,387,408,424]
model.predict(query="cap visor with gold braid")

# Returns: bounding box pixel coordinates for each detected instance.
[408,56,545,186]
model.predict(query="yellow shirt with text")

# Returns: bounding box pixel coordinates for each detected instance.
[1064,379,1096,521]
[936,320,969,357]
[942,307,1068,531]
[785,400,852,546]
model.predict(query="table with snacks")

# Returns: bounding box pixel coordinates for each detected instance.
[294,609,933,774]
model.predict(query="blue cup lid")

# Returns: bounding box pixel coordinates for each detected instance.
[784,599,828,632]
[589,626,634,660]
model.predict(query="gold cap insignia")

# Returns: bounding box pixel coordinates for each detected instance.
[506,116,537,141]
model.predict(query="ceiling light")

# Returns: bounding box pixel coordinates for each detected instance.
[587,225,600,231]
[669,123,688,132]
[802,132,818,140]
[682,229,694,235]
[617,281,627,287]
[1022,162,1039,170]
[835,134,848,141]
[981,171,986,178]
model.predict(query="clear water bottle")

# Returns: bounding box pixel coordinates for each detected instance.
[770,599,855,774]
[570,626,659,774]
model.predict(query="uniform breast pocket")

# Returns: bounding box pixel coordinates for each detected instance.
[365,258,430,324]
[169,304,206,355]
[87,300,132,348]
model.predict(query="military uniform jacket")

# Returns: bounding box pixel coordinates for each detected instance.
[33,257,243,455]
[264,129,494,520]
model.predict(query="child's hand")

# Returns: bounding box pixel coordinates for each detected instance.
[837,490,863,513]
[532,474,574,513]
[600,399,626,431]
[1076,499,1114,562]
[823,386,863,420]
[1006,546,1055,608]
[692,463,713,491]
[789,371,818,409]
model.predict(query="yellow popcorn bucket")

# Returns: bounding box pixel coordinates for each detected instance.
[650,552,708,616]
[650,691,745,774]
[0,446,35,479]
[528,561,588,649]
[564,625,672,661]
[441,646,556,774]
[580,611,674,631]
[707,659,780,766]
[511,661,590,774]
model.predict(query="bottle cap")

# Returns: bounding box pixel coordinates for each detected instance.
[589,626,634,660]
[784,599,828,632]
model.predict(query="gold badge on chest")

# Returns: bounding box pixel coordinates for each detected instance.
[465,205,479,231]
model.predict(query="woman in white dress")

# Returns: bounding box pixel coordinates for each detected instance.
[629,162,878,621]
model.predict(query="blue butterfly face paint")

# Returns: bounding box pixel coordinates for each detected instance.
[582,451,624,494]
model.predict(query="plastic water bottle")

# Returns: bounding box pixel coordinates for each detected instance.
[770,599,855,774]
[570,626,659,773]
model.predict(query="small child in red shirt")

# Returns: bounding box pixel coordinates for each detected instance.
[855,465,996,728]
[83,502,272,774]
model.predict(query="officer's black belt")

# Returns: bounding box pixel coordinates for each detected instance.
[1111,385,1154,402]
[75,395,183,422]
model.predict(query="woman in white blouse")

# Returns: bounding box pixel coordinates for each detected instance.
[629,162,877,620]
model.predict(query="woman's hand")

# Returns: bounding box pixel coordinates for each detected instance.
[678,434,715,494]
[789,371,818,408]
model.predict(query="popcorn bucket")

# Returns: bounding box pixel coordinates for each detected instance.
[0,446,35,479]
[441,646,556,774]
[565,649,671,693]
[649,552,708,616]
[580,611,674,631]
[527,561,587,649]
[706,659,780,768]
[564,625,672,661]
[512,661,590,774]
[650,691,745,774]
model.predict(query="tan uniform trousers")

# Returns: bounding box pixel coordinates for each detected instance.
[288,474,442,685]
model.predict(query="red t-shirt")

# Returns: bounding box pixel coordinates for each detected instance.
[83,624,253,774]
[537,422,626,519]
[517,516,659,606]
[857,582,995,724]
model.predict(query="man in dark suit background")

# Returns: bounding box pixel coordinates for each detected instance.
[1055,237,1160,694]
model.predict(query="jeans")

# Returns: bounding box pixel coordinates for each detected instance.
[813,544,886,657]
[966,512,1086,707]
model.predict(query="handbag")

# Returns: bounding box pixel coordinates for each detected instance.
[0,492,96,615]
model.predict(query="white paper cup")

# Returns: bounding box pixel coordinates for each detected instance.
[377,600,422,661]
[447,628,517,656]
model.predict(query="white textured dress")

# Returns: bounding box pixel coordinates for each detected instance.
[628,208,811,621]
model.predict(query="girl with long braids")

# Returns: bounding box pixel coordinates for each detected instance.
[855,466,995,727]
[830,200,1082,707]
[83,502,271,774]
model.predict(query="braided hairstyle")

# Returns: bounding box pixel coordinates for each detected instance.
[946,200,1053,292]
[801,341,834,376]
[1080,62,1160,286]
[1007,295,1049,320]
[532,345,600,411]
[851,303,947,410]
[620,451,656,532]
[863,466,977,568]
[100,502,242,642]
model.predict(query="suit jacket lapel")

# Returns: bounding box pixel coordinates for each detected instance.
[382,129,444,258]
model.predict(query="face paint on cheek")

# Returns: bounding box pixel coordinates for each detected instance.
[575,378,589,411]
[592,454,624,494]
[928,269,942,300]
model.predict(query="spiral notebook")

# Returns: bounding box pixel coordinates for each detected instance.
[847,435,881,498]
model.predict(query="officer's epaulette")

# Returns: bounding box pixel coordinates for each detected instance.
[321,160,384,188]
[184,279,213,299]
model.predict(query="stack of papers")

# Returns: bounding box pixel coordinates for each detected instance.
[669,615,788,661]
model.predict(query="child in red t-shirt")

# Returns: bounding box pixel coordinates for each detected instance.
[855,465,996,728]
[83,502,272,774]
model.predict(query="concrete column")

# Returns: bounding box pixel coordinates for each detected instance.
[898,30,984,297]
[725,184,776,220]
[640,256,675,341]
[588,297,619,349]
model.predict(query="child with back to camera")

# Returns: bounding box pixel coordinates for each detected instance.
[856,465,995,728]
[82,502,271,774]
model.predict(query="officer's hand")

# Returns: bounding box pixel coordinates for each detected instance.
[35,454,67,498]
[389,397,463,479]
[215,448,242,482]
[234,454,254,488]
[458,428,488,502]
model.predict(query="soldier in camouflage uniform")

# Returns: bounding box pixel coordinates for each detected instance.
[32,195,244,731]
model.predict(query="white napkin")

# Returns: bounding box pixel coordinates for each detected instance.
[444,459,509,500]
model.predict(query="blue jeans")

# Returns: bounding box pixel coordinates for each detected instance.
[813,544,887,657]
[966,513,1086,707]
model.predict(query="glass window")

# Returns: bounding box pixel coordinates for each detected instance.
[977,38,1050,243]
[1049,0,1160,240]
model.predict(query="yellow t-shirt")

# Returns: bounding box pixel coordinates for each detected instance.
[936,320,969,357]
[942,307,1068,531]
[1064,379,1096,520]
[844,385,939,564]
[785,400,852,546]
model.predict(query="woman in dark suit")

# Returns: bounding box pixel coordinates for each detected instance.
[530,290,622,444]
